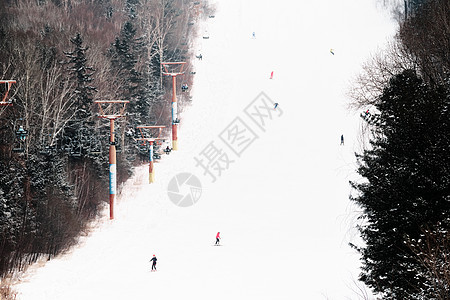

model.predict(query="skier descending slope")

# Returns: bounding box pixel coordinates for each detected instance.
[215,232,221,246]
[150,254,157,272]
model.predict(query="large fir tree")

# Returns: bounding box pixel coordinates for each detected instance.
[351,69,450,299]
[64,32,96,122]
[110,21,149,124]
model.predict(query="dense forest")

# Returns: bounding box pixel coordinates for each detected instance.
[0,0,211,294]
[350,0,450,299]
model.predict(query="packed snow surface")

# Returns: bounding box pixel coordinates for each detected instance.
[14,0,396,299]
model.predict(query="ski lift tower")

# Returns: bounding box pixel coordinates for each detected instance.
[136,125,166,183]
[94,100,129,220]
[161,62,186,151]
[0,80,16,106]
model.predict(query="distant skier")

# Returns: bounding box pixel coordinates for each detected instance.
[198,54,203,60]
[330,48,335,55]
[150,254,157,271]
[270,71,274,79]
[252,31,256,38]
[215,232,221,245]
[274,102,279,109]
[340,134,344,146]
[360,109,370,119]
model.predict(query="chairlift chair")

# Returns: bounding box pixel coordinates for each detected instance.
[16,126,27,141]
[139,144,149,153]
[12,125,27,153]
[203,29,209,39]
[12,145,25,153]
[70,141,82,157]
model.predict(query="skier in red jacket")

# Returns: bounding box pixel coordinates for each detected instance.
[215,232,221,245]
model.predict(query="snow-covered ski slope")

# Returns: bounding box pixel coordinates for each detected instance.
[14,0,396,299]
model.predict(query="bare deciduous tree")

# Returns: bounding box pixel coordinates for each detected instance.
[348,38,416,111]
[399,0,450,86]
[406,225,450,300]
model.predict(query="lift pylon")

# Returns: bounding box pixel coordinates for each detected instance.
[94,100,129,220]
[161,62,186,151]
[0,80,16,106]
[136,125,166,183]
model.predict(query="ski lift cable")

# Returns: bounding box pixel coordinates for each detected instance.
[11,100,80,123]
[154,103,165,125]
[10,101,111,148]
[0,105,8,117]
[11,101,114,137]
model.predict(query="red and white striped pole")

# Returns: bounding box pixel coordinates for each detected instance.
[171,75,178,150]
[0,80,16,106]
[109,118,117,220]
[95,100,128,220]
[161,62,185,151]
[136,126,165,184]
[149,140,155,183]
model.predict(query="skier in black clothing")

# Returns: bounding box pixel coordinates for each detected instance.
[340,134,344,146]
[150,255,157,271]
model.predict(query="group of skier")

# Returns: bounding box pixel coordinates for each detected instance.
[150,28,350,273]
[150,232,221,271]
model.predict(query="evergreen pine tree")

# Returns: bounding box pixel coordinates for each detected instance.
[110,20,150,124]
[125,0,140,19]
[0,159,37,275]
[64,32,96,122]
[351,70,450,299]
[64,33,97,157]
